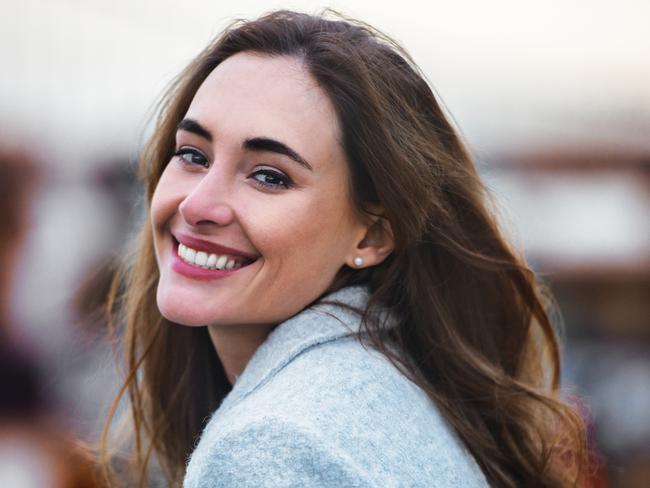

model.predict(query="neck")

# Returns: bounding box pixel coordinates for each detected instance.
[207,322,276,385]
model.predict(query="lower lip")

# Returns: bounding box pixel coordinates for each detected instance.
[171,243,251,281]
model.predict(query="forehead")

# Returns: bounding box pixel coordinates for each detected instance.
[185,52,342,165]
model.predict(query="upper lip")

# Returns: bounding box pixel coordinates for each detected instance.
[173,232,258,261]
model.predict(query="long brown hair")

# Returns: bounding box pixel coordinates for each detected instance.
[103,10,586,487]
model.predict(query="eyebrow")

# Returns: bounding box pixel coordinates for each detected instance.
[177,118,212,141]
[244,137,312,171]
[176,118,312,171]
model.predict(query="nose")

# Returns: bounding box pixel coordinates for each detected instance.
[178,172,235,228]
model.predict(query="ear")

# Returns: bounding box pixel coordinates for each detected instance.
[346,215,395,269]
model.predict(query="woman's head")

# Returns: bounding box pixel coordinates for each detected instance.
[105,10,585,488]
[148,10,472,329]
[151,51,394,328]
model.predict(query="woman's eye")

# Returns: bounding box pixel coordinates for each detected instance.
[250,168,293,190]
[173,147,209,168]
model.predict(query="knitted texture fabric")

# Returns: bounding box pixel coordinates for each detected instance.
[184,286,488,487]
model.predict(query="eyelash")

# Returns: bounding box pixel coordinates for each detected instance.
[173,147,209,168]
[173,147,293,190]
[250,168,293,190]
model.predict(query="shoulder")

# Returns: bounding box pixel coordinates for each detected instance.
[186,336,488,487]
[184,416,375,488]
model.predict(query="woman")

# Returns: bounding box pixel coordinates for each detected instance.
[103,10,586,487]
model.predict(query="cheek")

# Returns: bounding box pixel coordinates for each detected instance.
[150,168,182,232]
[248,189,356,272]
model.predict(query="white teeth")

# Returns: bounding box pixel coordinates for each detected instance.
[185,248,196,262]
[216,255,228,270]
[195,251,208,266]
[177,241,247,271]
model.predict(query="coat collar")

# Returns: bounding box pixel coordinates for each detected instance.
[217,286,375,413]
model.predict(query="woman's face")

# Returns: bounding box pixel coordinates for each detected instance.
[151,52,368,327]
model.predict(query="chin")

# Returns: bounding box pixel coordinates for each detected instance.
[156,286,212,327]
[158,304,208,327]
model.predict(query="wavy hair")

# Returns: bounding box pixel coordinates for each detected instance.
[102,10,586,487]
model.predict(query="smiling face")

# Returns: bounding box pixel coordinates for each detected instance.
[151,52,371,328]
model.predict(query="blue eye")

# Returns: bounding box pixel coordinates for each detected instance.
[250,168,293,190]
[173,147,209,168]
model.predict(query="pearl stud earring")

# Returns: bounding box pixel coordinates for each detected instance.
[353,256,363,268]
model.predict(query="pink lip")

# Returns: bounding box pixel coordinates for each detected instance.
[170,233,258,281]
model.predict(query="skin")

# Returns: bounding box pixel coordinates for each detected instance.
[151,52,393,384]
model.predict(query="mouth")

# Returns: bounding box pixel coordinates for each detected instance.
[172,235,257,272]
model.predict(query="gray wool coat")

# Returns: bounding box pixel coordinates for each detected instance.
[183,286,489,487]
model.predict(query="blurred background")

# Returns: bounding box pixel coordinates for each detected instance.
[1,0,648,486]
